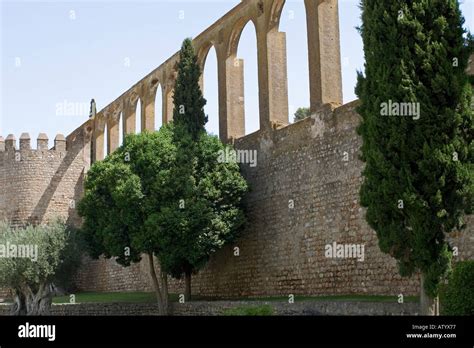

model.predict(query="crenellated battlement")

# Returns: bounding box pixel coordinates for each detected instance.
[0,133,67,153]
[0,126,91,228]
[0,133,71,172]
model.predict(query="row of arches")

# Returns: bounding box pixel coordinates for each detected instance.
[102,93,163,155]
[92,0,343,161]
[202,1,310,137]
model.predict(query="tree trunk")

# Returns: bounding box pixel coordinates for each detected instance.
[184,270,192,301]
[147,253,168,315]
[161,270,169,315]
[420,273,438,315]
[28,284,53,316]
[11,284,53,316]
[11,290,27,316]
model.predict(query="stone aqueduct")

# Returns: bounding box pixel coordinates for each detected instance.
[89,0,342,159]
[1,0,473,298]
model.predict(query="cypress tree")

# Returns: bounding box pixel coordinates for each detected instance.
[173,38,208,141]
[165,38,248,300]
[356,0,473,314]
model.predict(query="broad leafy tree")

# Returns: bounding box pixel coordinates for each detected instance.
[78,127,176,315]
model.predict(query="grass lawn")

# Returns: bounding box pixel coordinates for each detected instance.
[51,292,419,304]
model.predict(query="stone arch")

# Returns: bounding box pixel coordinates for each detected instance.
[197,42,215,73]
[161,64,178,125]
[226,2,291,132]
[138,75,160,132]
[196,41,215,100]
[118,111,124,146]
[268,0,318,33]
[129,89,140,109]
[103,105,121,155]
[104,107,122,151]
[278,0,310,123]
[201,44,219,137]
[95,113,107,133]
[92,114,106,162]
[148,75,160,95]
[103,121,109,157]
[231,19,260,135]
[123,89,140,137]
[227,17,256,58]
[268,0,286,32]
[135,97,142,133]
[155,83,163,130]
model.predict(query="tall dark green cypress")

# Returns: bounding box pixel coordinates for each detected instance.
[356,0,473,314]
[173,38,208,141]
[169,39,206,295]
[163,38,248,301]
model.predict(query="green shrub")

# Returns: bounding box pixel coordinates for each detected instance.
[223,305,274,316]
[440,260,474,315]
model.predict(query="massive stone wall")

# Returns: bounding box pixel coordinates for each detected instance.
[0,124,91,227]
[0,123,92,298]
[1,104,472,300]
[73,102,474,297]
